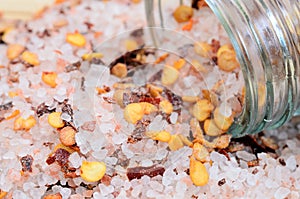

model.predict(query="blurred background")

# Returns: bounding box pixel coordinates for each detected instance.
[0,0,54,20]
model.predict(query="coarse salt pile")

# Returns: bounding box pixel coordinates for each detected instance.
[0,0,300,199]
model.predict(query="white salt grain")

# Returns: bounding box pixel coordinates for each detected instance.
[99,184,114,196]
[112,133,127,145]
[236,151,257,161]
[210,151,227,163]
[69,152,82,168]
[274,187,290,199]
[61,112,72,122]
[170,112,178,124]
[286,155,297,171]
[60,188,72,199]
[12,190,28,199]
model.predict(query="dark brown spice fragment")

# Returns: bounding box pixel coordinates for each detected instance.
[211,39,221,53]
[108,48,154,70]
[127,165,165,180]
[65,61,81,72]
[163,89,182,112]
[0,101,13,111]
[252,168,259,175]
[191,195,199,199]
[217,149,230,161]
[84,21,94,30]
[218,178,226,186]
[101,174,112,186]
[36,102,55,117]
[130,28,144,38]
[103,97,116,104]
[279,158,286,166]
[20,155,34,172]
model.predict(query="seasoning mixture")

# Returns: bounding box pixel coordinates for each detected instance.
[0,0,300,198]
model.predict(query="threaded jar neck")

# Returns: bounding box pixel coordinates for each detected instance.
[206,0,300,136]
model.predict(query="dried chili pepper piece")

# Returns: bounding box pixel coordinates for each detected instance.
[20,155,34,172]
[127,165,165,180]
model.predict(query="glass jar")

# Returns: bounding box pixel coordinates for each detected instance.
[145,0,300,137]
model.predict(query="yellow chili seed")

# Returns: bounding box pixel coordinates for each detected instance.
[66,32,86,47]
[191,59,208,73]
[5,109,20,120]
[147,84,163,97]
[159,100,173,114]
[161,65,179,86]
[22,116,37,130]
[192,99,214,122]
[7,44,25,60]
[146,130,171,142]
[80,161,106,182]
[8,91,18,98]
[173,5,194,23]
[111,63,128,78]
[42,72,57,88]
[212,134,232,149]
[50,143,75,156]
[193,143,209,162]
[140,102,158,115]
[213,107,234,131]
[113,89,125,107]
[190,156,209,186]
[14,115,36,131]
[21,51,40,66]
[123,103,144,124]
[168,135,184,151]
[178,134,193,147]
[194,42,212,58]
[0,190,7,199]
[216,44,234,58]
[59,126,76,146]
[203,119,224,137]
[217,44,239,72]
[48,112,65,128]
[82,52,103,61]
[182,96,199,103]
[173,58,186,70]
[125,39,138,51]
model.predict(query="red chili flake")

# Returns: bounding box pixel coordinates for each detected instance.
[101,174,112,186]
[211,39,221,54]
[20,155,34,172]
[139,96,161,106]
[46,148,70,166]
[247,159,259,167]
[217,149,230,161]
[218,178,226,186]
[127,165,165,181]
[84,21,94,30]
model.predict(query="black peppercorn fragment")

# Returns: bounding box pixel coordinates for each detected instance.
[218,178,226,186]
